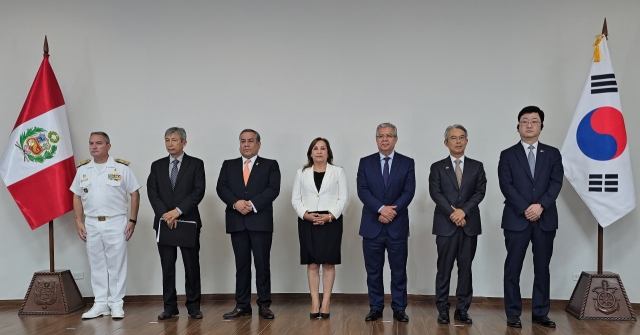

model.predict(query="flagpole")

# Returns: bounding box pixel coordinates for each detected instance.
[597,224,603,274]
[49,221,54,271]
[42,36,56,273]
[596,19,608,276]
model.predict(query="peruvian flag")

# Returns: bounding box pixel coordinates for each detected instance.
[0,49,75,230]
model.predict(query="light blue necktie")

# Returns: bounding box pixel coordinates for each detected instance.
[170,160,179,190]
[528,145,536,178]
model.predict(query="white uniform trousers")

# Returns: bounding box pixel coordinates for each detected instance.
[85,215,128,308]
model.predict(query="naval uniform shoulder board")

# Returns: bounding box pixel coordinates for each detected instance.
[115,158,130,166]
[76,159,91,168]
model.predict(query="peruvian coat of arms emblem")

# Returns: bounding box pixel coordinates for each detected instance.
[34,278,58,306]
[14,127,60,163]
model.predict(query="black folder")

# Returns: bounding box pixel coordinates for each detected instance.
[156,218,197,248]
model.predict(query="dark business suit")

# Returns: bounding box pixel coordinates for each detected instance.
[498,142,563,317]
[429,156,486,313]
[147,153,206,313]
[216,156,281,309]
[357,152,415,311]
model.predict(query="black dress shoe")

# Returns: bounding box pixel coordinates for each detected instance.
[365,309,382,321]
[393,310,409,322]
[454,309,472,324]
[188,310,203,319]
[158,309,179,320]
[437,309,449,324]
[223,308,252,319]
[259,306,274,319]
[506,316,522,328]
[310,312,320,318]
[320,312,330,319]
[532,315,556,328]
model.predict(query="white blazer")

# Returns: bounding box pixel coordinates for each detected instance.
[291,164,349,219]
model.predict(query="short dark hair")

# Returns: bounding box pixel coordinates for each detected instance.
[517,106,544,130]
[302,137,334,170]
[90,132,110,144]
[239,129,260,142]
[518,106,545,123]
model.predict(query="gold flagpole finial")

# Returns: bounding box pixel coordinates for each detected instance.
[593,19,609,63]
[43,35,49,56]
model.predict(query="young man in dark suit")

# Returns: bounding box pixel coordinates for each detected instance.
[216,129,281,320]
[147,127,206,320]
[498,106,563,328]
[357,122,415,322]
[428,124,486,325]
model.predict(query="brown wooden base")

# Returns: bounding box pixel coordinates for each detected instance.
[566,271,636,321]
[18,270,85,315]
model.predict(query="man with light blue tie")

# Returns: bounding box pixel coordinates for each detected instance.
[498,106,563,329]
[357,123,416,322]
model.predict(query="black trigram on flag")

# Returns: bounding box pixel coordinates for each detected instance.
[591,73,618,94]
[589,174,618,192]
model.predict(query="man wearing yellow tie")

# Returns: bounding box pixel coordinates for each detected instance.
[216,129,281,320]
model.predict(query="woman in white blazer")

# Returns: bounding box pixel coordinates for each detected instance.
[292,137,349,319]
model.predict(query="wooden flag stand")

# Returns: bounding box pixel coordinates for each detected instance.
[19,221,85,315]
[18,38,85,316]
[565,19,635,322]
[565,227,635,321]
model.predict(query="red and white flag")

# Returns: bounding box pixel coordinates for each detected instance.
[0,52,75,230]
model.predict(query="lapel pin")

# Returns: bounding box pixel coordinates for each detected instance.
[445,166,449,169]
[256,162,259,166]
[540,150,544,153]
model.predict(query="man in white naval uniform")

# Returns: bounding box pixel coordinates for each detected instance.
[70,132,140,319]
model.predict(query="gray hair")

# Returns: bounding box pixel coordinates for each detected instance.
[165,127,187,141]
[376,122,397,137]
[90,131,110,144]
[444,124,468,141]
[239,129,261,142]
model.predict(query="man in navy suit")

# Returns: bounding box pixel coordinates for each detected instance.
[498,106,563,329]
[429,124,486,325]
[216,129,281,320]
[357,122,415,322]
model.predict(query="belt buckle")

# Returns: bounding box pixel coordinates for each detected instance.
[98,216,106,221]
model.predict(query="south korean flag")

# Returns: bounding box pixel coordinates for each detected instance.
[561,33,636,227]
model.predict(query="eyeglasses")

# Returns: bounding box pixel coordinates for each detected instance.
[449,135,467,141]
[376,134,396,139]
[519,120,541,126]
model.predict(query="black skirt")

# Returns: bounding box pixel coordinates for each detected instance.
[298,211,343,265]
